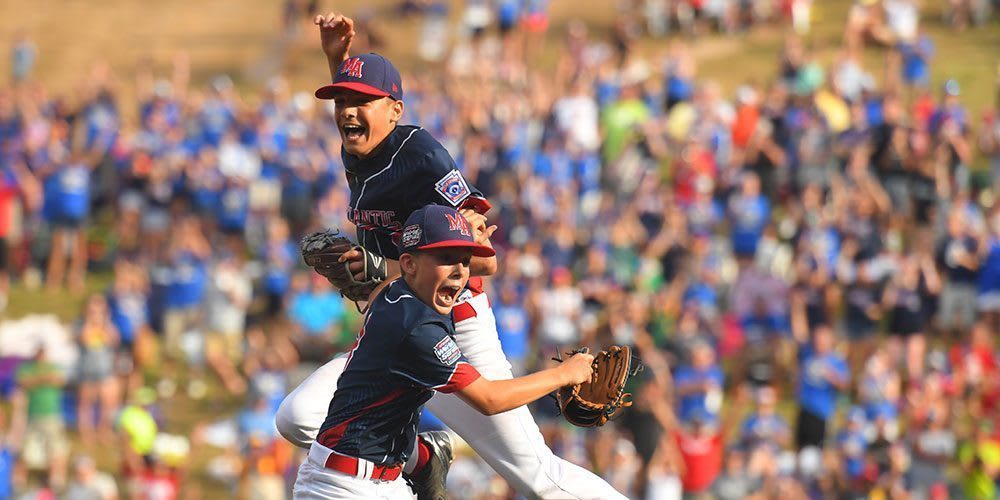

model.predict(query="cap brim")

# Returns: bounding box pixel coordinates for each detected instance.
[315,82,390,100]
[416,240,496,258]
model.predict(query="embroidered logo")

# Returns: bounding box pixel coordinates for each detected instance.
[401,224,422,248]
[433,336,461,365]
[340,58,364,79]
[445,213,471,237]
[434,170,471,207]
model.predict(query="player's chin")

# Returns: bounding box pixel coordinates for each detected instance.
[341,140,368,156]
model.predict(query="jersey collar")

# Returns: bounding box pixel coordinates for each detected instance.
[342,125,419,176]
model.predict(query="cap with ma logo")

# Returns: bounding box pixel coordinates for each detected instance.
[315,53,403,101]
[398,205,495,257]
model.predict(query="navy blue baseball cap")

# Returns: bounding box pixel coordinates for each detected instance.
[315,53,403,101]
[398,205,495,257]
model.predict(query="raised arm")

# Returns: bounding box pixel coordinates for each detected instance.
[315,13,355,80]
[456,352,594,416]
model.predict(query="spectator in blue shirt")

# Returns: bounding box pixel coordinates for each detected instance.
[794,323,849,450]
[739,386,791,452]
[728,172,771,258]
[836,406,869,482]
[239,396,279,448]
[262,217,297,317]
[493,283,530,376]
[673,341,725,423]
[977,213,1000,324]
[288,273,345,361]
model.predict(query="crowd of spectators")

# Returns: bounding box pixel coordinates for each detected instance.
[0,0,998,498]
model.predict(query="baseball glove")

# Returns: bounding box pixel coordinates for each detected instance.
[301,229,387,303]
[554,346,644,427]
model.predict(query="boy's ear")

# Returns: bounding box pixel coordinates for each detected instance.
[390,99,404,124]
[399,252,416,276]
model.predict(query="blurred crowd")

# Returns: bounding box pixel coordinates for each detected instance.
[0,0,999,499]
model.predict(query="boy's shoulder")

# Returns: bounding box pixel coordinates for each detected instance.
[395,126,450,162]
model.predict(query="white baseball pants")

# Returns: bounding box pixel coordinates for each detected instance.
[278,292,627,500]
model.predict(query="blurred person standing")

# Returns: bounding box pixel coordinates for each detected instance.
[203,252,251,395]
[261,217,297,317]
[976,209,1000,328]
[958,420,1000,500]
[738,386,791,453]
[76,294,122,446]
[532,267,583,354]
[553,79,601,153]
[672,341,724,424]
[836,406,870,491]
[15,345,69,490]
[64,455,118,500]
[937,208,981,340]
[241,435,292,500]
[665,407,724,498]
[117,388,158,481]
[727,172,771,260]
[980,99,1000,194]
[932,80,973,189]
[238,397,290,500]
[287,273,345,362]
[106,259,154,392]
[949,321,999,420]
[242,327,296,414]
[0,408,16,499]
[601,74,651,170]
[791,321,849,450]
[9,31,36,84]
[709,447,758,500]
[882,252,940,379]
[40,133,92,293]
[0,157,40,313]
[159,216,210,366]
[909,409,957,499]
[492,282,530,376]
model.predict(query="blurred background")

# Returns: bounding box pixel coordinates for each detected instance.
[0,0,998,498]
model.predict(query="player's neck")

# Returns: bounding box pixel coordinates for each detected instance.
[354,124,399,160]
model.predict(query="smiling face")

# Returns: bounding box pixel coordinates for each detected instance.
[329,88,403,158]
[400,248,473,314]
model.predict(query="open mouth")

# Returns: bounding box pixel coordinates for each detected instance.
[342,124,366,142]
[436,284,462,307]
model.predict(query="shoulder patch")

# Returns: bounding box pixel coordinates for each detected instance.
[401,224,422,248]
[433,336,462,366]
[434,170,471,207]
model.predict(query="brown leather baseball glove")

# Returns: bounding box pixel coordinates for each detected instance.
[301,229,387,303]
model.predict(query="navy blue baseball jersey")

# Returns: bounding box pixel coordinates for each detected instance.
[343,125,490,260]
[316,278,482,465]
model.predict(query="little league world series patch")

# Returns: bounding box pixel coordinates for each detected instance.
[433,336,462,365]
[434,170,471,207]
[401,224,422,247]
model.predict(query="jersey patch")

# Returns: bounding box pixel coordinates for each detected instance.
[401,224,422,248]
[434,170,471,207]
[433,336,462,366]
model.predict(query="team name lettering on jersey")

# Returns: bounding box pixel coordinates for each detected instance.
[445,213,472,237]
[348,207,401,232]
[341,58,365,78]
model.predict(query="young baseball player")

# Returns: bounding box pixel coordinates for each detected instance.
[291,205,596,499]
[277,13,629,500]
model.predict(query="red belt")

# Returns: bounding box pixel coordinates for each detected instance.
[325,453,403,482]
